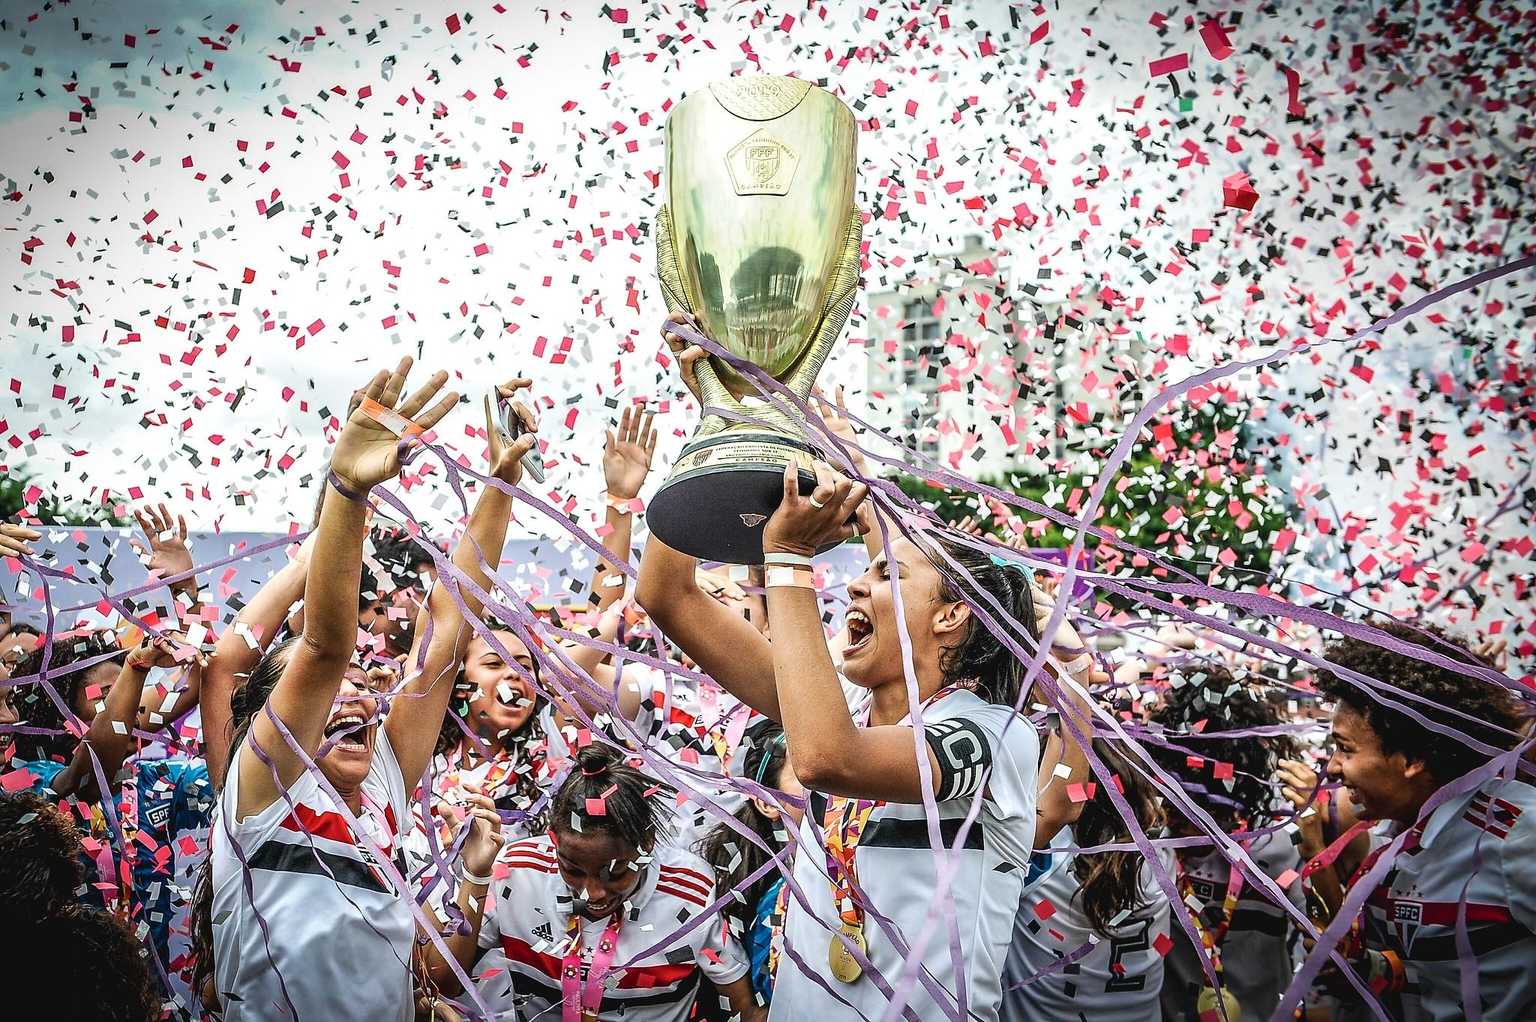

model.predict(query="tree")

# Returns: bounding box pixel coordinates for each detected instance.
[0,468,129,527]
[889,399,1292,589]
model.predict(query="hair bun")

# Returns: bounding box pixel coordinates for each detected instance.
[575,742,621,777]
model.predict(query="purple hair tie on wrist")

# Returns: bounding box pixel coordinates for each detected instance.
[326,469,372,504]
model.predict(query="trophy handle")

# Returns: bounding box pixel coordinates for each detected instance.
[781,204,865,400]
[655,205,735,438]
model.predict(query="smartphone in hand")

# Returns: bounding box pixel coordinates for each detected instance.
[494,388,545,483]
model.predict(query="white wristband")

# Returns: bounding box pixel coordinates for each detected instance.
[1058,653,1093,677]
[460,867,493,886]
[762,551,813,568]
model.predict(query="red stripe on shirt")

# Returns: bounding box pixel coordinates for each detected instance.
[500,935,563,979]
[503,858,558,875]
[657,871,711,898]
[615,960,697,989]
[654,882,708,908]
[279,804,358,846]
[1462,811,1511,840]
[1396,900,1515,927]
[659,864,712,890]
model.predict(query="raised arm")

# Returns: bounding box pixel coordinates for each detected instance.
[202,530,314,789]
[237,359,457,820]
[53,633,201,802]
[126,504,209,745]
[590,404,656,615]
[422,785,504,993]
[383,379,537,789]
[636,537,781,719]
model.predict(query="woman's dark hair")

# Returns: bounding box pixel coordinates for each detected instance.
[921,532,1041,710]
[10,630,127,761]
[1070,739,1166,937]
[550,744,673,852]
[433,627,547,817]
[1315,621,1524,783]
[189,635,300,1002]
[1148,664,1297,829]
[16,908,160,1022]
[5,622,41,638]
[695,721,790,929]
[0,790,86,925]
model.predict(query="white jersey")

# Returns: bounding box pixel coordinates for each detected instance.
[770,689,1040,1022]
[1160,828,1305,1022]
[474,836,749,1021]
[1003,830,1172,1021]
[211,731,414,1021]
[1359,777,1536,1022]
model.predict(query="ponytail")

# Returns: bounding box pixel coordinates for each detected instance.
[695,723,789,928]
[550,744,673,853]
[924,533,1041,709]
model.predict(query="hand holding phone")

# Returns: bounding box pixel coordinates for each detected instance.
[488,382,544,484]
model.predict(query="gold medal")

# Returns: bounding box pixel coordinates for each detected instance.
[1196,984,1241,1022]
[828,921,867,983]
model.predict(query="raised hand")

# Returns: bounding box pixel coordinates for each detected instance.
[482,377,538,486]
[0,522,41,558]
[660,311,707,403]
[762,460,868,558]
[953,514,985,539]
[131,503,195,595]
[331,357,458,493]
[1031,583,1089,663]
[603,403,657,500]
[127,630,206,671]
[457,783,505,879]
[812,384,866,473]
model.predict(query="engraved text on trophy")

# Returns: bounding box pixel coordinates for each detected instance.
[726,130,798,196]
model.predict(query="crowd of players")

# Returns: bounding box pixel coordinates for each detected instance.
[1,342,1532,1022]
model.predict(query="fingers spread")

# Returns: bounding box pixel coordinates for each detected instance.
[415,390,461,431]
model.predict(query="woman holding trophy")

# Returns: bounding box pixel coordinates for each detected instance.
[638,75,1096,1021]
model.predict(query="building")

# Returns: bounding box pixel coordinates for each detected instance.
[862,237,1144,480]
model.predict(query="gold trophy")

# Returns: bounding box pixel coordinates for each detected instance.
[649,75,863,564]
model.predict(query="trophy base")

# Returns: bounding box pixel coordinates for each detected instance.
[647,432,835,565]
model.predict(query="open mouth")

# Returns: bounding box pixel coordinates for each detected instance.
[495,681,532,709]
[322,712,371,753]
[844,608,875,656]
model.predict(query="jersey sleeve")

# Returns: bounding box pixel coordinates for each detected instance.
[922,704,1039,820]
[1504,796,1536,933]
[699,909,751,986]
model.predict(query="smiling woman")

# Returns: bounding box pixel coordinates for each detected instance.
[425,742,766,1022]
[182,360,539,1020]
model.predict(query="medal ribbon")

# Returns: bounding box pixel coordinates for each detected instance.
[821,685,964,931]
[561,911,622,1022]
[1177,852,1246,975]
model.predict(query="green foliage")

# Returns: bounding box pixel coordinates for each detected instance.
[0,468,129,526]
[888,401,1292,585]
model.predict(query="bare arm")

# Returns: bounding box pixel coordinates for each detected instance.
[201,534,312,789]
[1030,590,1099,849]
[719,976,766,1022]
[590,404,656,615]
[54,635,195,801]
[237,360,458,820]
[636,537,782,720]
[384,380,537,790]
[423,787,503,994]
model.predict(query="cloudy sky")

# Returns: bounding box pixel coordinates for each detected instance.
[2,0,1531,648]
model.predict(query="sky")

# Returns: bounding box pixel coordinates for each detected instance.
[2,0,1532,659]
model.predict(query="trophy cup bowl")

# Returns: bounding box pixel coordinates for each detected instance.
[648,75,863,564]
